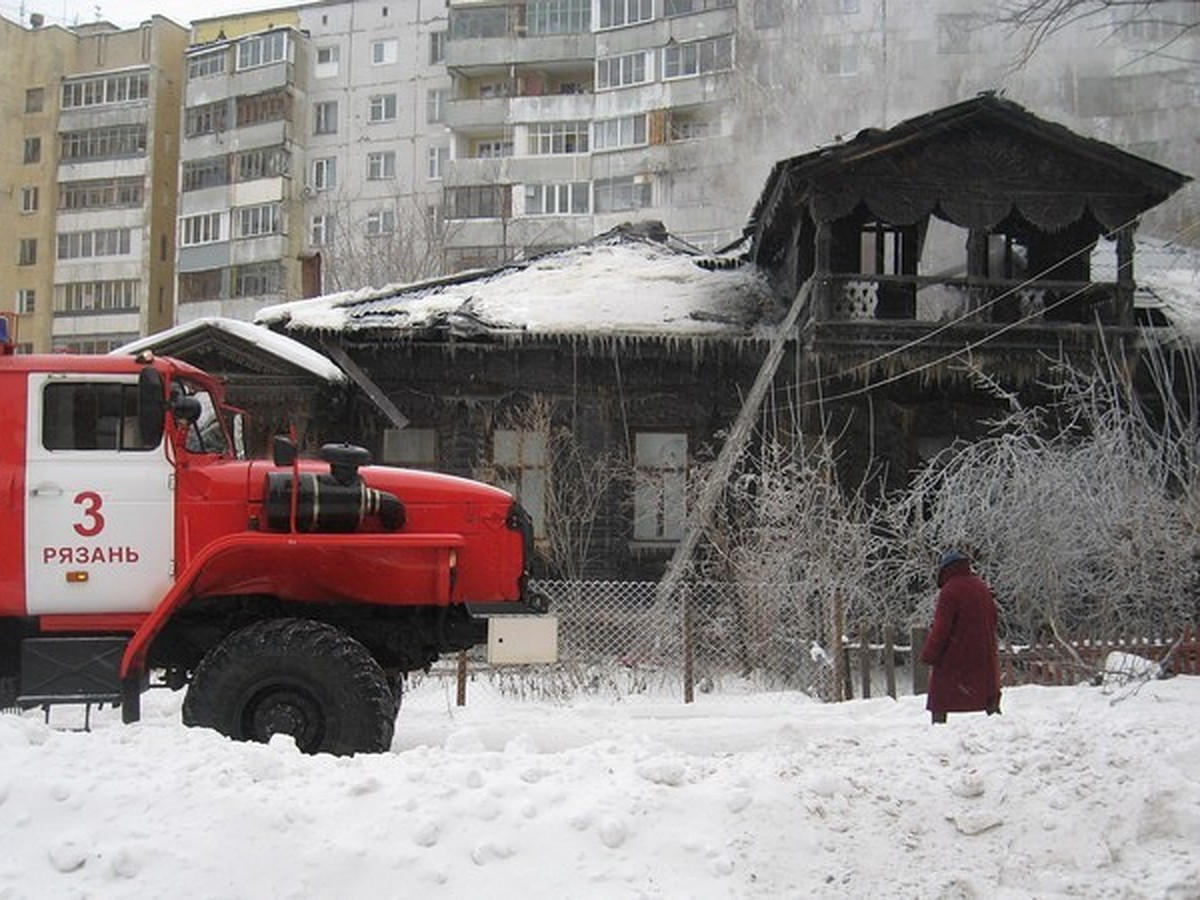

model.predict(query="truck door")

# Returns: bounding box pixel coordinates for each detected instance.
[24,373,175,615]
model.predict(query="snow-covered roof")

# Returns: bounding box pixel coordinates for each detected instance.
[255,226,782,342]
[113,316,346,383]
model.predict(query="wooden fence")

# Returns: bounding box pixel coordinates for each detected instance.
[840,625,1200,701]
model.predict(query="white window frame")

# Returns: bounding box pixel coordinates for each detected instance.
[524,182,590,215]
[16,288,36,315]
[593,114,647,151]
[427,145,449,180]
[371,38,398,64]
[663,35,734,79]
[598,0,653,29]
[596,51,650,90]
[365,208,396,236]
[312,157,337,191]
[313,100,339,135]
[235,203,281,238]
[20,186,39,213]
[426,88,448,124]
[237,31,289,71]
[368,93,398,123]
[633,432,688,541]
[493,429,548,539]
[528,121,589,155]
[180,212,223,246]
[310,213,333,246]
[367,151,396,180]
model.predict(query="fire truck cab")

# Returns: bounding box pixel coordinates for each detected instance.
[0,319,553,753]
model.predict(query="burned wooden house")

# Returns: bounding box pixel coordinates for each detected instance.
[744,93,1190,483]
[253,96,1189,579]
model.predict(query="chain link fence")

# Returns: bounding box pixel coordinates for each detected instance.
[446,580,840,703]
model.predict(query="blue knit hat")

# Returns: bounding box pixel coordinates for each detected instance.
[937,548,969,572]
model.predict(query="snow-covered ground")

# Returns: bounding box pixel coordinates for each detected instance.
[2,676,1198,899]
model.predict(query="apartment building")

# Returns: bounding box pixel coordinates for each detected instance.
[177,11,309,323]
[1,14,187,352]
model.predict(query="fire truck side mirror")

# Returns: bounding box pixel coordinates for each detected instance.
[272,435,297,467]
[137,367,167,448]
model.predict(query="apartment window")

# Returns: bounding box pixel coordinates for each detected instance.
[312,157,337,191]
[237,31,288,70]
[181,157,230,192]
[821,38,858,76]
[383,427,437,467]
[663,35,734,79]
[236,90,290,128]
[593,114,647,151]
[427,145,449,180]
[665,0,733,14]
[237,146,289,181]
[445,184,510,219]
[54,280,139,313]
[524,182,589,215]
[598,0,653,29]
[233,262,283,297]
[367,151,396,180]
[366,208,396,236]
[25,88,45,113]
[822,0,859,11]
[313,100,339,134]
[371,38,398,64]
[20,187,39,213]
[185,101,228,137]
[61,72,149,109]
[235,203,282,238]
[59,177,145,210]
[179,268,223,303]
[493,429,547,539]
[17,289,36,314]
[60,125,148,162]
[596,51,649,89]
[426,88,448,124]
[633,432,687,541]
[310,214,334,246]
[368,94,397,122]
[18,239,37,266]
[449,6,508,39]
[181,212,223,246]
[476,140,514,158]
[669,107,717,140]
[23,137,41,164]
[429,31,446,64]
[528,121,589,155]
[594,175,652,212]
[56,228,132,260]
[528,0,591,34]
[188,48,226,79]
[315,45,340,74]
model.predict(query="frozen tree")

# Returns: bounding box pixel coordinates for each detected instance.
[877,346,1200,651]
[1001,0,1200,63]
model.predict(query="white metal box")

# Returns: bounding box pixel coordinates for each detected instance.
[487,615,559,664]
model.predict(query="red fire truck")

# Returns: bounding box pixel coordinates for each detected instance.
[0,319,551,753]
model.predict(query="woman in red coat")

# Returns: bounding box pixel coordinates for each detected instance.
[920,549,1002,724]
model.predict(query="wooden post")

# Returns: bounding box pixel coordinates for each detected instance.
[682,584,695,704]
[830,593,847,701]
[911,627,930,695]
[883,625,897,699]
[859,629,872,699]
[456,650,468,706]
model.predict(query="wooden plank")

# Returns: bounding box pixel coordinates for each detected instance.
[911,627,929,695]
[883,625,896,699]
[859,631,872,699]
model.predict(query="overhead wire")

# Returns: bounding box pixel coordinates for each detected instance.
[772,215,1200,409]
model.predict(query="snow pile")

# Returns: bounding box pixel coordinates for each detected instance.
[2,677,1199,897]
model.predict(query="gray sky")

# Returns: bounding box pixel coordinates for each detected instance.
[3,0,274,29]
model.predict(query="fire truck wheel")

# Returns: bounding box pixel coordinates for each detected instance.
[182,618,396,755]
